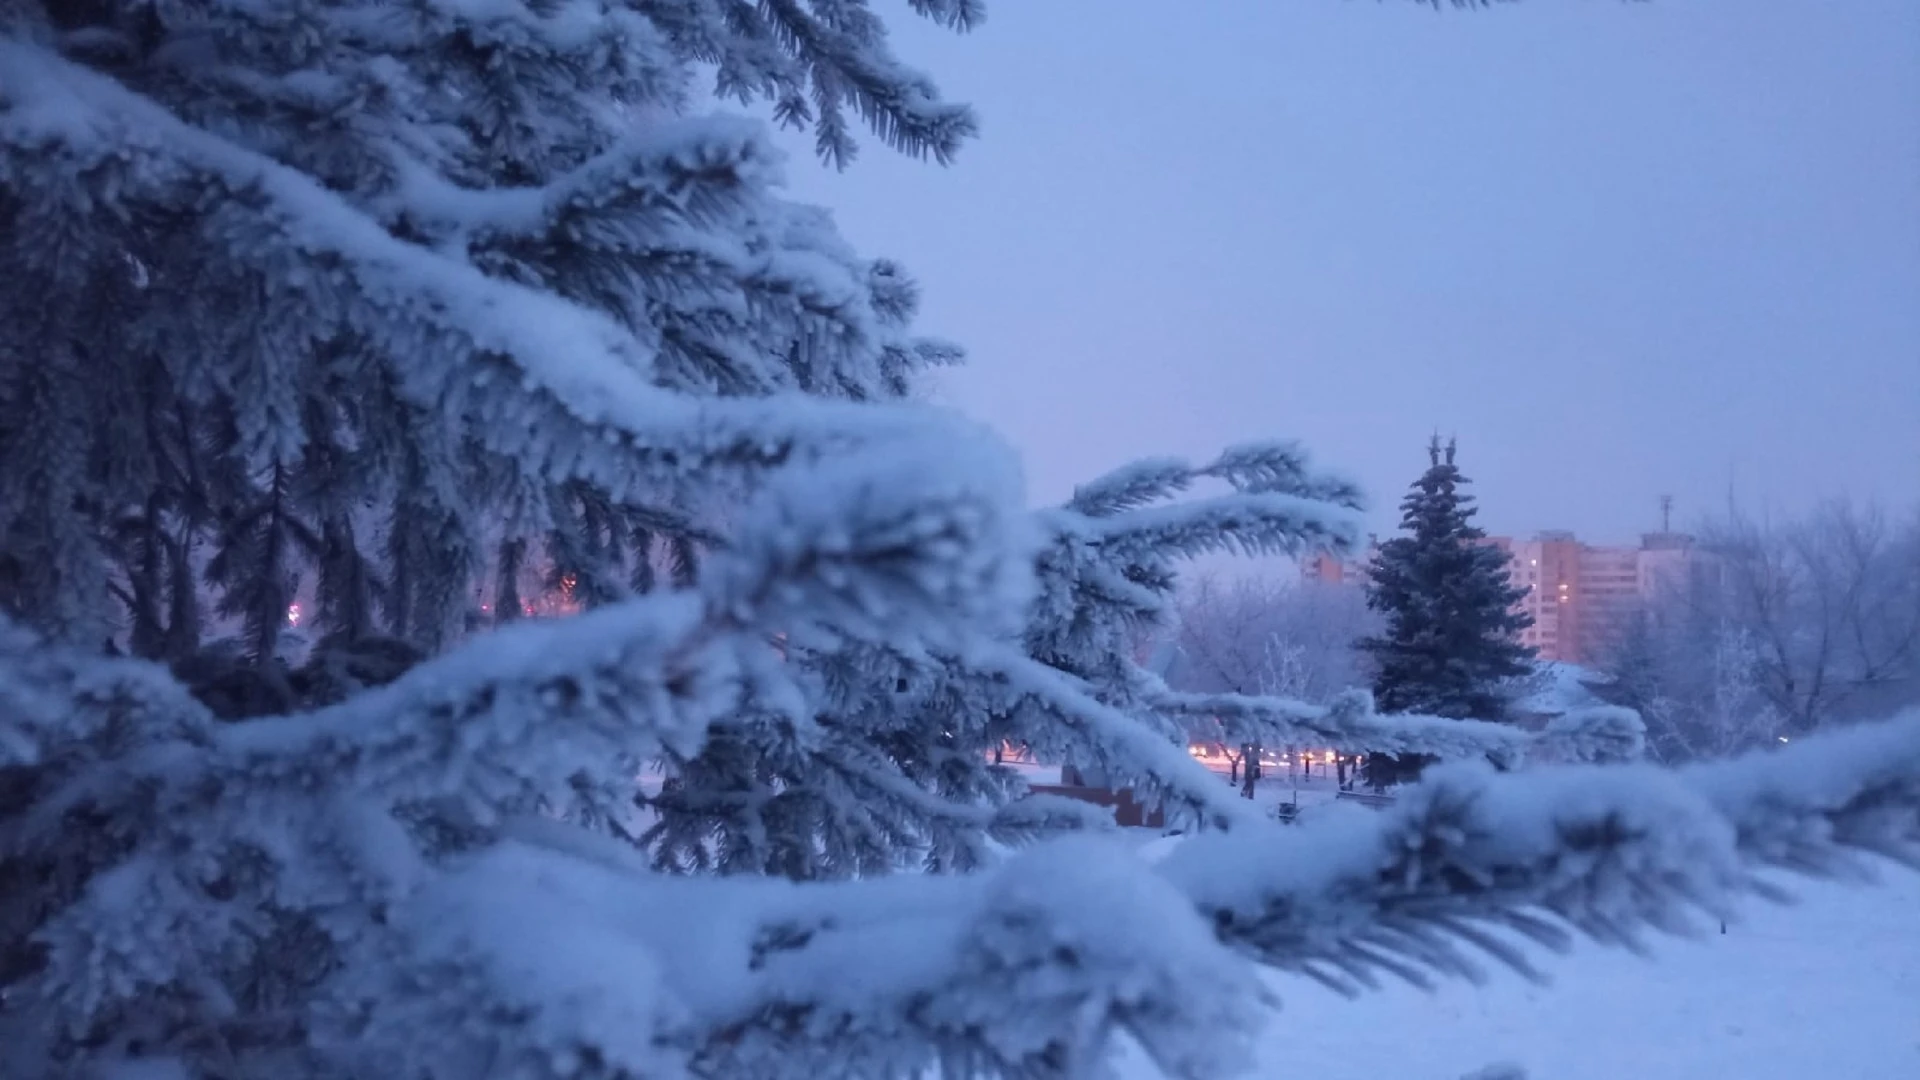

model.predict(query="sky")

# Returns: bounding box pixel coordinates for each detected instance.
[766,0,1920,545]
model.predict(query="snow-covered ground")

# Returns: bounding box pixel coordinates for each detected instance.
[1127,864,1920,1080]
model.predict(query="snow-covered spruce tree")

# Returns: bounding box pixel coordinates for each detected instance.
[1361,436,1536,787]
[0,436,1036,1077]
[0,0,974,674]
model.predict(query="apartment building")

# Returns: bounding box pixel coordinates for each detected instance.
[1494,531,1579,660]
[1495,530,1709,665]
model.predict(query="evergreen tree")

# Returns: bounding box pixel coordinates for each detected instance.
[1361,437,1536,786]
[0,0,975,669]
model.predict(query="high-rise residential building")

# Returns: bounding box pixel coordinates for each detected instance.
[1494,531,1585,661]
[1490,530,1710,665]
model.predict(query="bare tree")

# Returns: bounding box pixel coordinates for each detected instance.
[1640,623,1784,761]
[1166,574,1379,794]
[1171,574,1376,704]
[1704,499,1920,734]
[1608,499,1920,761]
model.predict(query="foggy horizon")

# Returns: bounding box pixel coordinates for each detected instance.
[767,0,1920,544]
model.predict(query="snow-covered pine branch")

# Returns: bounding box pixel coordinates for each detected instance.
[1158,688,1646,767]
[965,647,1273,831]
[1066,458,1198,518]
[1533,705,1649,764]
[0,437,1034,1076]
[338,709,1920,1080]
[2,0,982,650]
[0,617,222,1008]
[1200,438,1367,510]
[1160,686,1530,762]
[0,618,219,773]
[0,42,980,495]
[1027,446,1365,688]
[1079,490,1361,566]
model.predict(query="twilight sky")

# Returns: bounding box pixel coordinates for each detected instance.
[771,0,1920,544]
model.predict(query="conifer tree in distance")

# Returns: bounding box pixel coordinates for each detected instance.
[1360,437,1535,786]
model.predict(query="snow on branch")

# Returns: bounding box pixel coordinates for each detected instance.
[17,440,1030,838]
[423,114,786,240]
[974,647,1272,831]
[1163,708,1920,992]
[1065,457,1197,518]
[906,0,988,32]
[1060,443,1363,549]
[0,42,988,505]
[758,0,978,167]
[447,117,907,388]
[1088,491,1363,564]
[691,710,1920,1078]
[708,437,1033,648]
[3,440,1035,1055]
[354,822,1270,1080]
[1082,490,1367,568]
[1535,705,1648,765]
[371,710,1920,1080]
[1200,440,1366,511]
[1162,686,1532,761]
[0,618,216,773]
[1160,686,1645,767]
[991,444,1380,825]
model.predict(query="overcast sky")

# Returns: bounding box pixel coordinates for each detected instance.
[772,0,1920,544]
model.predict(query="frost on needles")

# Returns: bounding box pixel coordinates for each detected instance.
[0,0,974,656]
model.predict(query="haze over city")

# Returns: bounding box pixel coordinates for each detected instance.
[773,0,1920,541]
